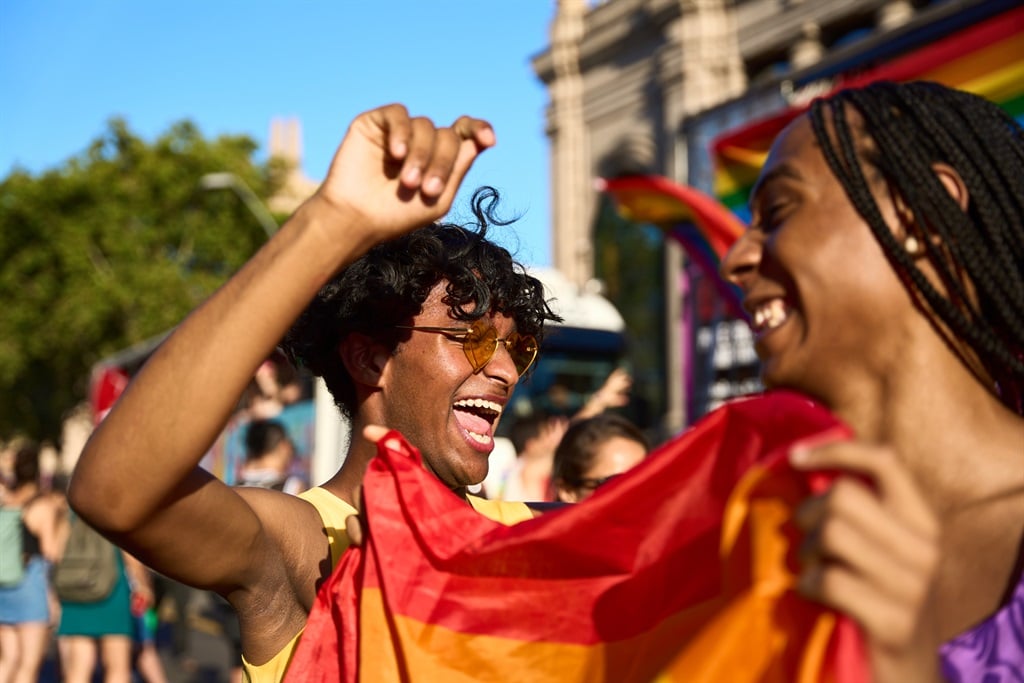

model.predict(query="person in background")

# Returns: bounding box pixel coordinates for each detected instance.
[572,367,633,420]
[0,439,69,683]
[494,413,568,502]
[489,367,635,502]
[719,80,1024,681]
[123,555,168,683]
[67,103,560,683]
[552,414,649,503]
[56,544,135,683]
[239,419,305,495]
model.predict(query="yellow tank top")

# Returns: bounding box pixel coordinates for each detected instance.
[241,488,530,682]
[241,487,356,683]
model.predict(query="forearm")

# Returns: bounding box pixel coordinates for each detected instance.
[69,195,369,530]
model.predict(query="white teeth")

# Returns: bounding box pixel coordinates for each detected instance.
[453,398,502,415]
[752,299,789,332]
[466,431,491,444]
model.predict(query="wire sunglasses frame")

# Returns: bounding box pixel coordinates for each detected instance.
[395,318,539,377]
[572,473,622,491]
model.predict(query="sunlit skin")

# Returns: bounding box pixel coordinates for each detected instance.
[720,111,1024,683]
[360,281,521,496]
[723,116,930,420]
[556,436,646,503]
[66,104,501,667]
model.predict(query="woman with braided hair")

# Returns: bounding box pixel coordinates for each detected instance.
[721,80,1024,681]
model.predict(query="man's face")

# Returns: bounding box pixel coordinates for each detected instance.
[377,281,522,492]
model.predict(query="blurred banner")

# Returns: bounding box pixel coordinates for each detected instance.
[598,174,746,319]
[711,3,1024,221]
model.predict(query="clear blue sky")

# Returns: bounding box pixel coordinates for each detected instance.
[0,1,557,267]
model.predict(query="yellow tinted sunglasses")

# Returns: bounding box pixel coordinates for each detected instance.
[396,318,538,376]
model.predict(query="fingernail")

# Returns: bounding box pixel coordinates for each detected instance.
[403,166,421,185]
[391,142,407,158]
[789,447,810,465]
[423,176,443,195]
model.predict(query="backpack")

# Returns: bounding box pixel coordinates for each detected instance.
[53,514,119,602]
[0,507,25,586]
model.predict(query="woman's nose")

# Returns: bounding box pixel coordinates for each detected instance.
[720,231,762,291]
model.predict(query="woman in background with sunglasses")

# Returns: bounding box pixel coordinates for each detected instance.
[552,413,649,503]
[68,103,561,683]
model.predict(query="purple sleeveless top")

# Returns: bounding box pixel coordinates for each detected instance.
[940,571,1024,681]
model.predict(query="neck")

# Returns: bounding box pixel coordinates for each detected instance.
[321,417,474,510]
[828,354,1023,513]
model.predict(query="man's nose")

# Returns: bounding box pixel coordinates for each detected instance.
[483,339,519,385]
[720,231,762,291]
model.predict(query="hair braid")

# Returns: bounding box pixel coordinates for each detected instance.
[810,81,1024,413]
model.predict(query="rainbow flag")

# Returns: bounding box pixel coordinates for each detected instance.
[713,4,1024,221]
[597,174,747,318]
[285,391,870,683]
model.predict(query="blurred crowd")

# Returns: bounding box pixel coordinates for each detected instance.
[0,355,645,683]
[0,352,319,683]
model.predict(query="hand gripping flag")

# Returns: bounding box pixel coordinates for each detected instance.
[286,391,871,682]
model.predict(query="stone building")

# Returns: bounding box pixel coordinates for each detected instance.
[531,0,1021,436]
[267,117,319,216]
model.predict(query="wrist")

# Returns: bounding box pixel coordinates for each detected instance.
[288,194,381,272]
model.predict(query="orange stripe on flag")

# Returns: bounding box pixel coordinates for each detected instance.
[286,391,871,683]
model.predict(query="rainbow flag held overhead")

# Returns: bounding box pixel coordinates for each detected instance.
[285,391,870,683]
[712,3,1024,221]
[597,174,747,318]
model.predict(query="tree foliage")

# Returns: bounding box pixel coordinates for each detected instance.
[0,118,289,442]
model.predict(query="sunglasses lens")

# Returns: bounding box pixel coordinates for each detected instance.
[461,321,497,372]
[509,334,538,375]
[460,320,538,376]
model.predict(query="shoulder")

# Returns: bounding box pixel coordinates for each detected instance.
[22,492,64,522]
[237,485,326,532]
[233,487,339,606]
[466,495,534,525]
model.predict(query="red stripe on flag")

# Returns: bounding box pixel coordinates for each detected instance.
[287,391,870,682]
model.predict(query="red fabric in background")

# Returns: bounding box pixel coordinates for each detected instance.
[286,390,871,682]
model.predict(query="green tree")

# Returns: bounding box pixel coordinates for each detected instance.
[0,118,288,442]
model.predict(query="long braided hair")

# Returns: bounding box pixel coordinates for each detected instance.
[809,81,1024,414]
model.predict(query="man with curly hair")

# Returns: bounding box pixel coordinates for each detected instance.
[67,104,559,682]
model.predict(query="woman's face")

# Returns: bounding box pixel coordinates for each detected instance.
[720,113,919,408]
[557,436,647,503]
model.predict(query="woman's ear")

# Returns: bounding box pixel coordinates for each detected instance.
[338,334,390,387]
[932,162,970,213]
[888,163,969,256]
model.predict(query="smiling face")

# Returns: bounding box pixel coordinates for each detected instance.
[720,112,921,407]
[377,281,521,491]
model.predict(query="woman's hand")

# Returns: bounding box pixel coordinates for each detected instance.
[575,368,633,420]
[790,441,944,682]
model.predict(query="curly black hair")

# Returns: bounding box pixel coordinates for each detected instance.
[281,186,561,418]
[810,81,1024,414]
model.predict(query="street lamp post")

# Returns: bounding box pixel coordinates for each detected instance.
[199,172,278,239]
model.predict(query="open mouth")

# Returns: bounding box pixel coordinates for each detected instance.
[751,298,790,335]
[452,398,502,445]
